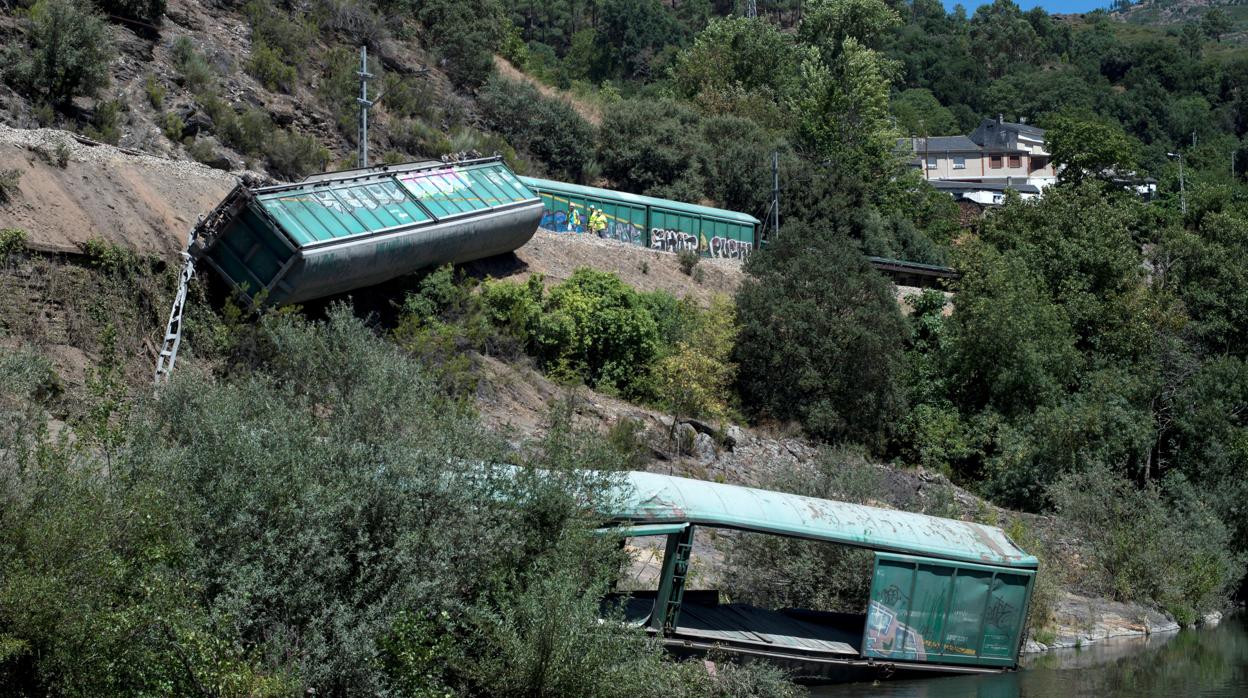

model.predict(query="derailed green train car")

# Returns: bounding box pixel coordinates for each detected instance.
[600,472,1037,683]
[519,176,758,260]
[191,158,543,305]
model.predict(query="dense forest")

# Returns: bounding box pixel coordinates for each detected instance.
[2,0,1248,694]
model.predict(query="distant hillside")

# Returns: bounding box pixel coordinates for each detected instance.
[1112,0,1248,43]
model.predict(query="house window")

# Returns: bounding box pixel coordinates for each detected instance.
[990,155,1003,169]
[1030,157,1048,172]
[926,155,938,169]
[953,156,966,170]
[1009,155,1021,168]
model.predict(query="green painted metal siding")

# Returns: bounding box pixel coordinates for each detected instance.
[253,161,536,249]
[193,158,542,305]
[519,175,757,257]
[201,208,296,297]
[608,471,1038,568]
[863,553,1032,667]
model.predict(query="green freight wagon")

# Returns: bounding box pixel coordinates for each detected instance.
[598,471,1038,683]
[191,158,543,305]
[519,176,758,260]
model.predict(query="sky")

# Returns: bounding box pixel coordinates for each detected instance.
[942,0,1112,13]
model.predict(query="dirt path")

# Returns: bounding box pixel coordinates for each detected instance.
[492,55,603,126]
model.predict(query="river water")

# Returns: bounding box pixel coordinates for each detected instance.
[809,614,1247,698]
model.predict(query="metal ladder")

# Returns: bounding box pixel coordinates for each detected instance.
[154,222,199,384]
[661,532,694,633]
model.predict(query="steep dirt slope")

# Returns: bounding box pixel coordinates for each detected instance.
[0,126,237,255]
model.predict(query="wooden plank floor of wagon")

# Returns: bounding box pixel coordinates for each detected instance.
[673,603,861,656]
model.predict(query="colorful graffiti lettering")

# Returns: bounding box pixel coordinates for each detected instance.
[539,206,585,233]
[650,228,699,253]
[709,235,751,260]
[864,600,928,661]
[604,220,643,245]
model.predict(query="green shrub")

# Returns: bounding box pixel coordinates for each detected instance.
[677,248,700,275]
[162,111,185,141]
[478,75,596,182]
[244,1,315,64]
[171,37,216,94]
[220,106,275,157]
[0,170,21,204]
[83,99,123,145]
[0,228,28,263]
[479,274,545,346]
[534,269,661,398]
[78,238,138,275]
[264,128,328,180]
[247,41,297,92]
[53,141,71,167]
[143,74,165,109]
[185,138,218,165]
[654,295,738,426]
[1050,467,1244,625]
[16,0,111,105]
[605,417,651,469]
[389,118,454,158]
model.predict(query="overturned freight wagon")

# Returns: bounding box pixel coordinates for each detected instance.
[600,472,1038,683]
[519,176,758,260]
[191,157,543,305]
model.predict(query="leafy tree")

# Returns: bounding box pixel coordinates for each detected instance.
[733,222,908,448]
[890,87,958,137]
[790,38,899,180]
[977,183,1143,352]
[943,241,1080,418]
[598,0,680,80]
[653,295,738,426]
[969,0,1041,78]
[798,0,901,57]
[417,0,505,87]
[1180,22,1204,60]
[1201,8,1232,43]
[597,98,708,197]
[698,115,787,215]
[1045,113,1139,184]
[14,0,112,106]
[478,76,597,182]
[671,15,797,111]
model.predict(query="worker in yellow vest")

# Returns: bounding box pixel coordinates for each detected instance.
[588,207,608,237]
[569,207,582,233]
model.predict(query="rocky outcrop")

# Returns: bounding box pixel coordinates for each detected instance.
[1023,591,1181,653]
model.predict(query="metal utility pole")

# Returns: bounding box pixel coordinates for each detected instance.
[357,46,374,169]
[745,0,757,18]
[771,150,780,239]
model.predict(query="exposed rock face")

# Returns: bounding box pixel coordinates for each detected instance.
[1024,591,1181,653]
